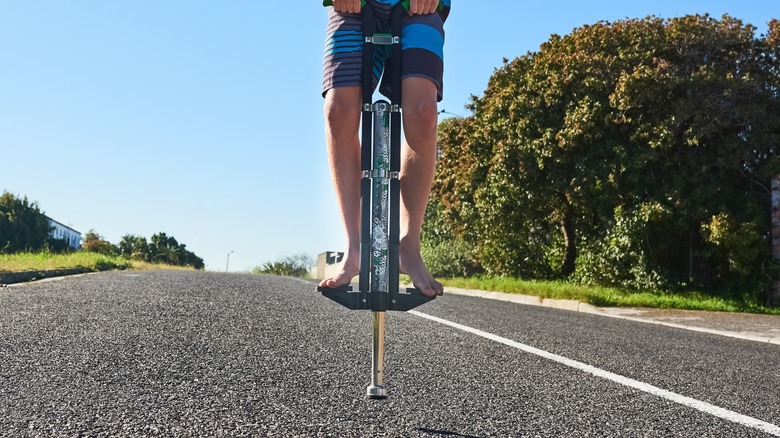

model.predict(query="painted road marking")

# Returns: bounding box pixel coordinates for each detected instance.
[409,310,780,436]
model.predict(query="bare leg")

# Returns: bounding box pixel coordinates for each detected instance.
[319,86,362,289]
[320,78,443,297]
[399,77,444,297]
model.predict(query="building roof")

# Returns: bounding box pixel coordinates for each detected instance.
[45,216,81,235]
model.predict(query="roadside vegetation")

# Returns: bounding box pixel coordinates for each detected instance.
[0,251,192,275]
[253,253,313,277]
[1,191,205,271]
[426,15,780,309]
[418,239,780,315]
[436,276,780,316]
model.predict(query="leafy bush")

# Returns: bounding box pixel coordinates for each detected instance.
[427,16,780,304]
[574,203,671,291]
[0,192,52,253]
[83,230,117,256]
[421,237,482,278]
[92,255,129,272]
[254,253,313,277]
[700,212,777,304]
[117,232,204,270]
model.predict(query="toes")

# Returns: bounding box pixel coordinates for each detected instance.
[426,280,443,296]
[419,285,436,297]
[320,278,335,288]
[320,274,348,289]
[326,276,347,289]
[412,276,441,298]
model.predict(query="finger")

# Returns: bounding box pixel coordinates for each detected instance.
[409,0,419,14]
[335,0,358,14]
[411,0,438,15]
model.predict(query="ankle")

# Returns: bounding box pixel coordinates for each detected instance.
[399,235,421,252]
[341,244,360,258]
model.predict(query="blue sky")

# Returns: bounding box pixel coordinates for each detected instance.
[1,1,776,272]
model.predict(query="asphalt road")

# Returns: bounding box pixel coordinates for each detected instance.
[1,271,778,437]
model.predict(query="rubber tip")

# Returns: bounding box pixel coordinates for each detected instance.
[367,385,388,399]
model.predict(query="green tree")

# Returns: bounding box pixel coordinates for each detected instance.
[45,236,72,253]
[148,232,204,269]
[430,15,780,302]
[181,249,205,270]
[254,253,313,277]
[150,232,177,263]
[131,236,151,261]
[82,229,117,255]
[0,191,52,253]
[118,234,139,258]
[605,15,780,296]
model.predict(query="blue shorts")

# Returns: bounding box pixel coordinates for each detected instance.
[322,1,447,101]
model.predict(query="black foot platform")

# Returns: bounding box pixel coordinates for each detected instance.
[317,285,434,312]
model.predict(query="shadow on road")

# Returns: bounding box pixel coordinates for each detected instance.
[418,427,483,438]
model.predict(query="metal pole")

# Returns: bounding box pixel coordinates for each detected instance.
[359,2,376,295]
[388,5,403,299]
[366,101,390,399]
[772,176,780,305]
[367,311,387,399]
[366,3,401,400]
[371,101,391,295]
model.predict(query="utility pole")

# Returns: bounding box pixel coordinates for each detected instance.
[226,251,234,273]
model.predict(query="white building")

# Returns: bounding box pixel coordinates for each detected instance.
[46,216,82,249]
[311,251,344,280]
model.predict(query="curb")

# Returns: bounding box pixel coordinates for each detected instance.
[443,286,598,314]
[442,286,780,346]
[0,268,90,286]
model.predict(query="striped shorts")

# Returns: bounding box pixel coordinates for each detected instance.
[322,1,447,101]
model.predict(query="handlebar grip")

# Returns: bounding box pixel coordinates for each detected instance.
[401,0,444,11]
[323,1,443,11]
[323,0,366,6]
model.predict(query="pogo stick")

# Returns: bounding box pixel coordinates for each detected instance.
[318,0,437,399]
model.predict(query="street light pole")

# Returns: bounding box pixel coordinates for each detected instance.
[226,251,234,273]
[438,108,463,118]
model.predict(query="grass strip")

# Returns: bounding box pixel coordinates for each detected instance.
[0,252,191,275]
[439,276,780,315]
[0,252,129,273]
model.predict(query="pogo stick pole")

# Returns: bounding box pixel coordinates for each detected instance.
[366,1,405,400]
[388,2,403,300]
[363,0,387,399]
[359,2,375,295]
[368,100,392,398]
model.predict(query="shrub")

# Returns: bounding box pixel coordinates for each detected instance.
[421,237,482,278]
[254,253,313,277]
[574,203,670,292]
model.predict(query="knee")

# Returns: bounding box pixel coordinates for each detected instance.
[324,91,360,126]
[404,99,439,130]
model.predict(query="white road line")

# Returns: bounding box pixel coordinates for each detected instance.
[409,310,780,437]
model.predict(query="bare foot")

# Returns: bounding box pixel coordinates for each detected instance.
[319,252,359,289]
[399,239,444,298]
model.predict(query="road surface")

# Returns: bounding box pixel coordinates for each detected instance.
[1,271,778,437]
